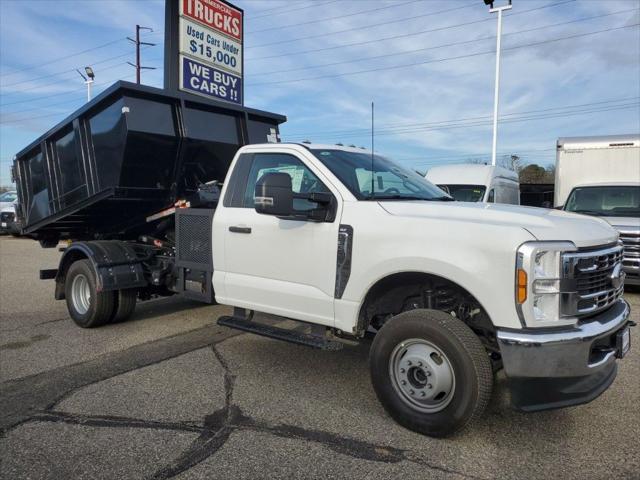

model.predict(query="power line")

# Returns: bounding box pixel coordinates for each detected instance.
[248,0,422,34]
[0,64,138,108]
[246,1,477,49]
[249,8,638,77]
[250,0,340,20]
[1,74,137,125]
[284,97,640,137]
[283,103,640,142]
[244,0,576,61]
[247,23,640,87]
[1,46,154,95]
[0,37,128,79]
[395,148,557,163]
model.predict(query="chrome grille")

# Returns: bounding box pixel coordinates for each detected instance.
[619,228,640,273]
[562,245,624,317]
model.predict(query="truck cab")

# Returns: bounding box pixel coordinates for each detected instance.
[425,164,520,204]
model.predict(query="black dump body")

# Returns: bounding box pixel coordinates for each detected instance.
[12,81,285,243]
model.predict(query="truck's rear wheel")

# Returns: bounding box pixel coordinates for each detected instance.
[369,309,492,437]
[110,289,137,323]
[65,259,115,328]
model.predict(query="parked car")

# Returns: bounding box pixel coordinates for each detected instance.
[0,190,17,210]
[425,164,520,204]
[556,135,640,286]
[0,206,18,235]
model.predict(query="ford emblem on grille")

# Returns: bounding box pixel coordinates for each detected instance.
[610,263,625,289]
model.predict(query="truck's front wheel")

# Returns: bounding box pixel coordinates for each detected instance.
[369,309,492,437]
[65,259,115,328]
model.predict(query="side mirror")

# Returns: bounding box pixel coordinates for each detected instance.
[254,172,293,216]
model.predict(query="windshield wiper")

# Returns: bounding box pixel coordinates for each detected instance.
[374,195,428,200]
[569,209,603,216]
[426,196,455,202]
[373,195,453,201]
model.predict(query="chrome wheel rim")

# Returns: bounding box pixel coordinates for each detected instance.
[389,338,456,413]
[71,274,91,315]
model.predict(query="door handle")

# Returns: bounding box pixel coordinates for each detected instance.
[229,226,252,234]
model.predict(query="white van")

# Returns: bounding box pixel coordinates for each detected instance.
[425,164,520,204]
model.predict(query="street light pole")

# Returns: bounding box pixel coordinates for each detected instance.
[86,78,93,102]
[76,67,95,102]
[487,0,512,166]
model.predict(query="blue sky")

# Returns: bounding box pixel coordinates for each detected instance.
[1,0,639,186]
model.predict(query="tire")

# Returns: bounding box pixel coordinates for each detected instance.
[369,309,492,437]
[65,259,115,328]
[110,289,137,323]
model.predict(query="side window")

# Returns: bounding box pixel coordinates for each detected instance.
[487,189,495,203]
[243,153,330,211]
[223,153,253,208]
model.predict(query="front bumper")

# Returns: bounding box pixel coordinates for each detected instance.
[497,299,632,411]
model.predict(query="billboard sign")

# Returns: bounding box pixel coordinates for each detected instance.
[180,56,242,104]
[179,17,242,76]
[181,0,242,41]
[171,0,243,104]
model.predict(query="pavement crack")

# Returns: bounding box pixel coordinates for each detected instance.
[0,323,241,433]
[244,420,406,463]
[30,411,207,434]
[147,344,239,480]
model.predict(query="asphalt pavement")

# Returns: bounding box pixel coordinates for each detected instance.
[1,236,639,479]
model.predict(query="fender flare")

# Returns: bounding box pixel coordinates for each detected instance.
[54,241,147,300]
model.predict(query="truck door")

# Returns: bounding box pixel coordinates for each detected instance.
[216,151,341,327]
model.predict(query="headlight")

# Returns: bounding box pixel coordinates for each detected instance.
[515,241,577,328]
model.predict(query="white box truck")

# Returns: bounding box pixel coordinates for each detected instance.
[556,134,640,285]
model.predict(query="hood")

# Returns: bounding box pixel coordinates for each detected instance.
[379,201,618,248]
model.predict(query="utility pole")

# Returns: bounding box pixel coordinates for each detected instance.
[484,0,512,166]
[128,25,156,84]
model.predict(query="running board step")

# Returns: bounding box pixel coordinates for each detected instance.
[217,316,343,350]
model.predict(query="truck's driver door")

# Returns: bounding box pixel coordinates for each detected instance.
[218,151,341,327]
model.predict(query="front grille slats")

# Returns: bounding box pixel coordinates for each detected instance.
[562,245,624,318]
[619,230,640,270]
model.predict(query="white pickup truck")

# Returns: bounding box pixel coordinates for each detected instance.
[40,143,633,437]
[212,143,632,435]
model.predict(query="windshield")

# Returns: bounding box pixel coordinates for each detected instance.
[309,149,450,201]
[437,184,486,202]
[565,186,640,217]
[0,192,17,202]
